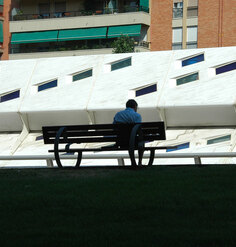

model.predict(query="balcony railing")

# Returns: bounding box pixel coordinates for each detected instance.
[11,6,149,21]
[10,40,149,54]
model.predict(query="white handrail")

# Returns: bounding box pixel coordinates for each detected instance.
[0,152,236,167]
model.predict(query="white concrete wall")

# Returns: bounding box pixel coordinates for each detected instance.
[0,46,236,163]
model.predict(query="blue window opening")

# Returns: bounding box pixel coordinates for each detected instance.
[136,84,157,97]
[36,135,44,141]
[182,54,204,67]
[216,62,236,75]
[176,72,199,86]
[0,90,20,103]
[111,57,132,71]
[207,135,231,145]
[166,142,190,152]
[73,69,93,82]
[38,79,57,92]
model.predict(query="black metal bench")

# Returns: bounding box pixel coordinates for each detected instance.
[42,122,172,168]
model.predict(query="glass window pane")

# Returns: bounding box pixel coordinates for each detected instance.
[186,42,198,49]
[0,90,20,103]
[182,54,204,67]
[173,28,182,43]
[135,84,157,97]
[167,142,189,152]
[73,69,93,81]
[111,57,132,71]
[187,26,198,42]
[207,135,231,145]
[172,43,182,50]
[38,79,57,92]
[177,72,199,86]
[216,62,236,75]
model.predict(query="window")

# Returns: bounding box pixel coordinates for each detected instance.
[172,28,182,50]
[73,69,92,82]
[182,54,204,67]
[207,135,231,145]
[172,43,182,50]
[173,1,183,18]
[216,62,236,75]
[135,84,157,97]
[176,72,199,86]
[186,42,197,49]
[0,90,20,103]
[36,135,43,141]
[187,26,198,46]
[111,57,132,71]
[187,7,198,18]
[167,142,189,152]
[38,79,57,92]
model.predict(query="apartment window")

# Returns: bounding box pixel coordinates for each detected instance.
[0,90,20,103]
[187,26,197,49]
[111,57,132,71]
[216,62,236,75]
[38,79,57,92]
[207,135,231,145]
[166,142,189,152]
[73,69,93,82]
[182,54,204,67]
[135,84,157,97]
[172,28,182,50]
[187,7,198,18]
[176,72,199,86]
[173,1,183,18]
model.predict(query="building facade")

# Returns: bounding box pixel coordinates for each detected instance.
[0,0,235,60]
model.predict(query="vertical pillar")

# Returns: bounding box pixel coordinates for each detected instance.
[182,0,188,49]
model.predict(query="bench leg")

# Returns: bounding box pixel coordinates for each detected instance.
[54,127,82,168]
[147,149,155,166]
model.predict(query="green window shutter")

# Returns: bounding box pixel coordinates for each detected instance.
[58,27,107,41]
[0,0,4,5]
[11,30,58,44]
[0,21,3,43]
[107,25,141,38]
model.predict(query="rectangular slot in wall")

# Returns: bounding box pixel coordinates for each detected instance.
[0,90,20,103]
[166,142,190,152]
[176,72,199,86]
[182,54,204,67]
[207,135,231,145]
[111,57,132,71]
[215,62,236,75]
[135,84,157,97]
[38,79,57,92]
[73,69,93,82]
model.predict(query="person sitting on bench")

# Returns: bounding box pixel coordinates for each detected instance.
[113,99,143,165]
[113,99,142,124]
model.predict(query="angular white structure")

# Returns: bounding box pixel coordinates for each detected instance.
[0,46,235,166]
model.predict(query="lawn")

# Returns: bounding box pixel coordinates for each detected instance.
[0,165,235,247]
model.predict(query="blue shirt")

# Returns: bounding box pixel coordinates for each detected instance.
[113,108,142,124]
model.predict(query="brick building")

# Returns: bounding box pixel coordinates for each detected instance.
[0,0,235,60]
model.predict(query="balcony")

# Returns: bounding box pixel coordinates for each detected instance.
[11,5,149,21]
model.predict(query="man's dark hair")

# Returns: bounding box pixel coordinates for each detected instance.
[126,99,138,109]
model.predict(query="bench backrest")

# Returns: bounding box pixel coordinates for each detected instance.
[42,122,166,145]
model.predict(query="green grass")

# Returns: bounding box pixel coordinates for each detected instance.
[0,166,236,247]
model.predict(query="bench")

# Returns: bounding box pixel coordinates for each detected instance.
[42,122,173,168]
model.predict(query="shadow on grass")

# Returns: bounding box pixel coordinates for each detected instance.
[0,165,235,247]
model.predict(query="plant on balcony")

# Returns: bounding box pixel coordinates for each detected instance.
[112,35,135,53]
